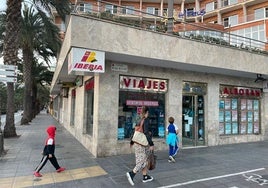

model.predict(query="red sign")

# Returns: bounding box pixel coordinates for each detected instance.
[85,79,94,91]
[220,86,261,97]
[120,76,167,92]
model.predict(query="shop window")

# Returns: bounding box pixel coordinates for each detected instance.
[219,86,261,135]
[118,91,165,140]
[84,79,94,135]
[70,89,76,126]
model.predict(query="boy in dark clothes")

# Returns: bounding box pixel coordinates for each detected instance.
[34,125,65,177]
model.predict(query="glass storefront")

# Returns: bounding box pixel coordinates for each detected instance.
[182,82,207,147]
[219,85,261,135]
[118,75,168,140]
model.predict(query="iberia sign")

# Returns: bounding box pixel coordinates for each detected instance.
[68,48,105,75]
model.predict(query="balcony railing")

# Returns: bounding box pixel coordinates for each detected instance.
[69,1,268,56]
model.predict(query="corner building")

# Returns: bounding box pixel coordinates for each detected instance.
[50,1,268,157]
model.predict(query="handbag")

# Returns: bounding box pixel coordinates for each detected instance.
[131,119,149,146]
[147,151,157,170]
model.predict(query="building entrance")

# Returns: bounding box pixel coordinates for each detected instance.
[182,95,205,147]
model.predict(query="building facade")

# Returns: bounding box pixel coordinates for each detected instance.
[50,10,268,157]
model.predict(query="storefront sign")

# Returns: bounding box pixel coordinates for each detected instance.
[85,78,94,91]
[183,82,207,95]
[68,47,105,75]
[178,9,206,18]
[220,86,261,97]
[126,100,159,106]
[120,76,167,92]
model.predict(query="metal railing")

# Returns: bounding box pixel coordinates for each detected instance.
[69,1,268,56]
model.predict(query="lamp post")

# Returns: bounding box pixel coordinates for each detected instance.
[167,0,174,34]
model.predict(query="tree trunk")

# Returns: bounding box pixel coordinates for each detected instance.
[21,48,33,125]
[3,0,22,137]
[4,83,17,137]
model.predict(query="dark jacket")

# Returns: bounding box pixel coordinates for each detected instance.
[142,118,154,146]
[43,125,56,155]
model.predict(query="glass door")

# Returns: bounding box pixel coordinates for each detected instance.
[182,95,205,147]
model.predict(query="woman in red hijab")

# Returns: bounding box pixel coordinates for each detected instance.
[34,125,65,177]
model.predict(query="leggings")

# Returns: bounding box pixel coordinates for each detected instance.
[35,154,60,172]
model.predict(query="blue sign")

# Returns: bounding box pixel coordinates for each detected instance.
[179,9,206,18]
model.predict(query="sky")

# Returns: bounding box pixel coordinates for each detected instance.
[0,1,6,12]
[0,1,5,64]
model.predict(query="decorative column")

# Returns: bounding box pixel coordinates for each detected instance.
[195,0,200,23]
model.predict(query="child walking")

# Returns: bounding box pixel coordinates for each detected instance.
[34,125,65,177]
[166,117,179,163]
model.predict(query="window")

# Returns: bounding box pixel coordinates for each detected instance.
[223,15,238,27]
[223,0,237,7]
[206,1,216,12]
[84,79,94,135]
[146,7,159,16]
[254,8,265,20]
[122,6,134,15]
[219,86,261,135]
[79,3,92,13]
[70,89,76,126]
[105,4,117,14]
[118,91,165,140]
[118,75,168,140]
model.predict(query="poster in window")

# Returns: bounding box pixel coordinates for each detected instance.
[247,100,253,110]
[254,123,259,134]
[219,111,224,122]
[225,99,231,110]
[241,111,247,122]
[253,100,259,110]
[232,111,237,122]
[231,99,237,110]
[225,111,231,122]
[232,122,238,134]
[241,123,246,134]
[247,122,253,134]
[219,123,224,135]
[254,111,259,122]
[219,100,224,109]
[247,111,253,122]
[225,123,231,134]
[241,99,247,110]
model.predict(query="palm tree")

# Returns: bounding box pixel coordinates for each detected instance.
[2,0,22,137]
[2,0,70,131]
[20,5,62,124]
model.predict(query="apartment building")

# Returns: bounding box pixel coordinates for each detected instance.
[50,1,268,157]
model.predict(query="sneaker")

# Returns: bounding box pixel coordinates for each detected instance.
[34,172,42,177]
[169,155,176,162]
[126,171,135,186]
[142,175,154,183]
[56,167,66,173]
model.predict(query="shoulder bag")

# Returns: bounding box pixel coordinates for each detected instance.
[132,118,149,146]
